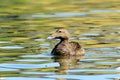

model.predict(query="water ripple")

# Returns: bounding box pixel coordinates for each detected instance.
[0,46,24,49]
[0,63,60,69]
[32,12,86,18]
[89,10,120,12]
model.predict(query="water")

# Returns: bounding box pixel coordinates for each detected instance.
[0,0,120,80]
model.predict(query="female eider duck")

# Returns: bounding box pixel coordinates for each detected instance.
[47,28,85,56]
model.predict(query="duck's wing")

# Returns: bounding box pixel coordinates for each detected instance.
[70,42,84,55]
[70,42,81,50]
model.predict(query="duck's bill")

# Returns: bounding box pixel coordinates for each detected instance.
[47,35,55,40]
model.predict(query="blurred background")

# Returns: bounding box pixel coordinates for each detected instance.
[0,0,120,80]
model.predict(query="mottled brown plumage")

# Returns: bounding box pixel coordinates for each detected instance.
[47,28,85,56]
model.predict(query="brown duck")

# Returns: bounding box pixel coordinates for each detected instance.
[47,28,85,56]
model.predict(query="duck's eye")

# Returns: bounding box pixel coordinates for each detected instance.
[58,31,62,33]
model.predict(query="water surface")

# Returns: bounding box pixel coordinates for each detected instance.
[0,0,120,80]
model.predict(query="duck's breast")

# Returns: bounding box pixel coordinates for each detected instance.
[52,43,72,55]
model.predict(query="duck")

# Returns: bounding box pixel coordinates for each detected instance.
[47,28,85,56]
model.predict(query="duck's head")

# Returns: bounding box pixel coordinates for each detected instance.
[47,29,70,40]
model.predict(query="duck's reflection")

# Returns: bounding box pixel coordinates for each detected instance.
[52,55,84,74]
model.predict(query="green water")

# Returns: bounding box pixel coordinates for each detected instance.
[0,0,120,80]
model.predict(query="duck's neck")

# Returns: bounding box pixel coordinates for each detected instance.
[59,38,69,44]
